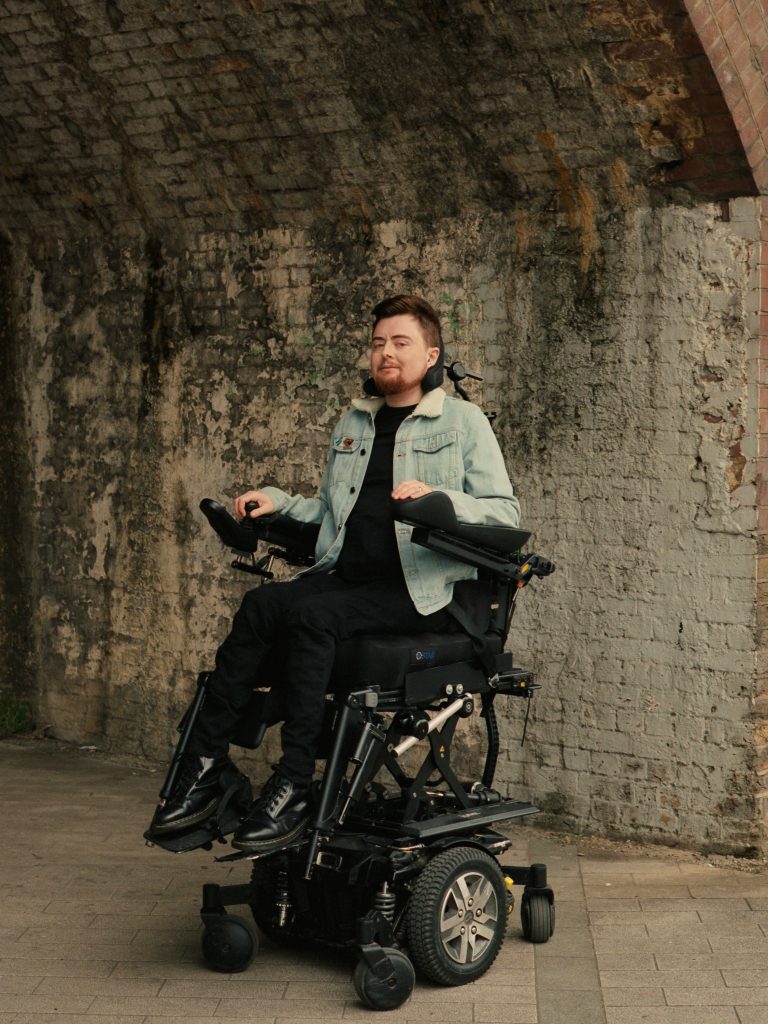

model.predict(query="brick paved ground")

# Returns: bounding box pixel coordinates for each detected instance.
[2,738,768,1023]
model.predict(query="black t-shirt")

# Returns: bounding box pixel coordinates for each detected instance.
[335,403,416,584]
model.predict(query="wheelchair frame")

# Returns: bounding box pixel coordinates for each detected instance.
[146,492,555,1010]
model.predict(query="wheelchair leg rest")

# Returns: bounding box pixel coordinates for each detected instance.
[158,671,211,803]
[312,702,358,831]
[339,721,388,825]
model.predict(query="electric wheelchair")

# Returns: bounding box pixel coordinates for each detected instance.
[145,393,555,1012]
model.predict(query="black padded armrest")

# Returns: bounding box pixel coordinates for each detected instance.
[199,499,320,557]
[391,492,530,555]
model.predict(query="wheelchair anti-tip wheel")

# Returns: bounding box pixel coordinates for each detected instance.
[201,914,257,972]
[521,890,555,943]
[353,948,415,1011]
[406,845,507,986]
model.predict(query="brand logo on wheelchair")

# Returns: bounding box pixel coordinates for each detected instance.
[414,648,437,662]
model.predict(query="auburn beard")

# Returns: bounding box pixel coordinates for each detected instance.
[373,367,423,395]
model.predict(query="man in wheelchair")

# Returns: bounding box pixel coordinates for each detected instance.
[149,294,521,855]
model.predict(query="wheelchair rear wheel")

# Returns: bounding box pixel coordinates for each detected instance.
[406,845,507,986]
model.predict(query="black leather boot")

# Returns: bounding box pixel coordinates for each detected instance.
[231,771,310,853]
[150,753,234,834]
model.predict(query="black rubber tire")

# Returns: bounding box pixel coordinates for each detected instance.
[520,891,554,944]
[353,948,415,1011]
[201,914,257,973]
[406,845,507,986]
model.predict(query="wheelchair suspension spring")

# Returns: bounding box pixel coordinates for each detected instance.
[374,881,396,924]
[275,868,292,929]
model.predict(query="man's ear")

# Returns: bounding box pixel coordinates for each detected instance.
[426,346,440,367]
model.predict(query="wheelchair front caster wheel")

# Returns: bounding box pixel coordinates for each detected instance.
[353,948,415,1011]
[201,914,257,973]
[521,891,554,944]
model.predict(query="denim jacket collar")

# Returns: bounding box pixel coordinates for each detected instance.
[351,387,446,420]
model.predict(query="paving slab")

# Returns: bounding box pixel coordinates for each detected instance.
[3,737,768,1023]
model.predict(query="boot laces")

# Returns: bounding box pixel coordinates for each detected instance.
[263,773,293,815]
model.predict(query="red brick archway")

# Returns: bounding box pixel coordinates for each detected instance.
[683,0,768,823]
[685,0,768,191]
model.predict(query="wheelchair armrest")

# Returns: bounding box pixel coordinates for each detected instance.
[391,492,531,555]
[199,498,320,559]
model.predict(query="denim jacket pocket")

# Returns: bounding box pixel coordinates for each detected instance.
[411,430,459,485]
[330,435,363,485]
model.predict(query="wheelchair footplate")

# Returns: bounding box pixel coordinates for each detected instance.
[144,776,253,854]
[144,810,242,854]
[398,798,539,840]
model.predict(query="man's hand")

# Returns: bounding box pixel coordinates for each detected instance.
[391,480,433,501]
[234,490,275,519]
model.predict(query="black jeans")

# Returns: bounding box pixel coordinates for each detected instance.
[189,573,454,785]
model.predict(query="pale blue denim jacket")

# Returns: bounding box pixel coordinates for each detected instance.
[260,388,521,614]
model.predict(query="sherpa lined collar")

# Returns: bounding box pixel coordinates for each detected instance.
[351,387,446,419]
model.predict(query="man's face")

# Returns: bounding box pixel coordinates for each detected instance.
[370,314,440,398]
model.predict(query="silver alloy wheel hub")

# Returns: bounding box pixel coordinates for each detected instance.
[439,870,498,964]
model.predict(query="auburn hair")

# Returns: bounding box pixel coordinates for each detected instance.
[371,294,442,350]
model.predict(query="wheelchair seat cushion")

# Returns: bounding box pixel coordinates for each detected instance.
[328,630,501,693]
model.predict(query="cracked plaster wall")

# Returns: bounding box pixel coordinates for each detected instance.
[1,194,762,854]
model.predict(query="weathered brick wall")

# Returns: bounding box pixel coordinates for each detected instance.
[4,196,762,853]
[501,198,761,855]
[1,0,766,853]
[0,0,755,243]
